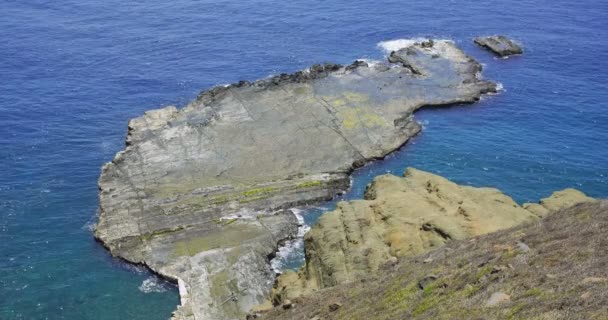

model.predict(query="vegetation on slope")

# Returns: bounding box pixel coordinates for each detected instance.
[261,201,607,320]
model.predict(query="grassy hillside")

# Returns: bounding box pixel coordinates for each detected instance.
[261,201,607,320]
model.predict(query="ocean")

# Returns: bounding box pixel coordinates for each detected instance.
[1,0,606,318]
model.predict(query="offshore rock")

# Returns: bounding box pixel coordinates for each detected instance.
[95,40,496,320]
[272,168,594,302]
[474,35,523,57]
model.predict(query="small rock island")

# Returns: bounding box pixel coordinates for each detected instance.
[95,39,497,320]
[474,35,523,57]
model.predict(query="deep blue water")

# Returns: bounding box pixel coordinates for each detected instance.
[1,0,607,319]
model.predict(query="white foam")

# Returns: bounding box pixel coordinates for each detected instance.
[81,216,97,231]
[355,58,384,68]
[138,277,170,293]
[377,38,431,53]
[485,82,505,96]
[377,38,454,54]
[120,262,147,274]
[270,208,310,273]
[305,205,330,211]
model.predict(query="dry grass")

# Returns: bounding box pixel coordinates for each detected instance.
[261,201,608,320]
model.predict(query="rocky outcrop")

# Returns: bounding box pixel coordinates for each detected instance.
[94,40,497,320]
[474,35,523,57]
[523,188,592,217]
[272,168,594,303]
[262,200,606,320]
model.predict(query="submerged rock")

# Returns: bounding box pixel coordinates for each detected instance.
[272,168,594,302]
[95,40,497,319]
[474,35,523,57]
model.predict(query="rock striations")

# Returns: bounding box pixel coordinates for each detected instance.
[271,168,595,304]
[95,40,497,320]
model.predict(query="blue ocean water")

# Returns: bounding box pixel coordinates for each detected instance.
[1,0,607,319]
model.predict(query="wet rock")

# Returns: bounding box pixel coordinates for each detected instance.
[474,35,523,57]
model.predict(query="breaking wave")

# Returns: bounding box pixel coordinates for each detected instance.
[138,277,172,293]
[377,38,453,53]
[270,208,310,273]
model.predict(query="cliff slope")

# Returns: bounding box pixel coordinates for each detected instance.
[263,199,606,320]
[272,168,593,302]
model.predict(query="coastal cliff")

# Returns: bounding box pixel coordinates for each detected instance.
[270,168,595,305]
[262,199,605,320]
[94,39,497,319]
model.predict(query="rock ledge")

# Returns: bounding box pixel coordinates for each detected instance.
[474,35,523,57]
[95,40,497,320]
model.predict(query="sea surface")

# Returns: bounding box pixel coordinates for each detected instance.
[1,0,607,319]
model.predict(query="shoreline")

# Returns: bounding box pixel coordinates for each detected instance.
[94,39,498,319]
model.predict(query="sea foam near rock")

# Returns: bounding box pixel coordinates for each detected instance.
[270,208,310,273]
[138,277,171,293]
[377,38,451,53]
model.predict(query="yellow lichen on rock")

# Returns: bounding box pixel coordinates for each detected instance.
[335,105,388,130]
[320,92,389,130]
[272,168,594,304]
[523,188,595,217]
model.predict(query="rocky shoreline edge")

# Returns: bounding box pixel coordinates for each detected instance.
[266,168,595,311]
[95,38,501,319]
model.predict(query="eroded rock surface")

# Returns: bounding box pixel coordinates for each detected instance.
[262,200,606,320]
[474,35,523,57]
[95,40,496,320]
[272,168,594,303]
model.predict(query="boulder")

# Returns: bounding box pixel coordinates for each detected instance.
[486,292,511,306]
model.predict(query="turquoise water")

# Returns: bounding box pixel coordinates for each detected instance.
[1,0,607,319]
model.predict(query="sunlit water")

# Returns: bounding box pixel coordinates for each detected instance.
[1,0,607,318]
